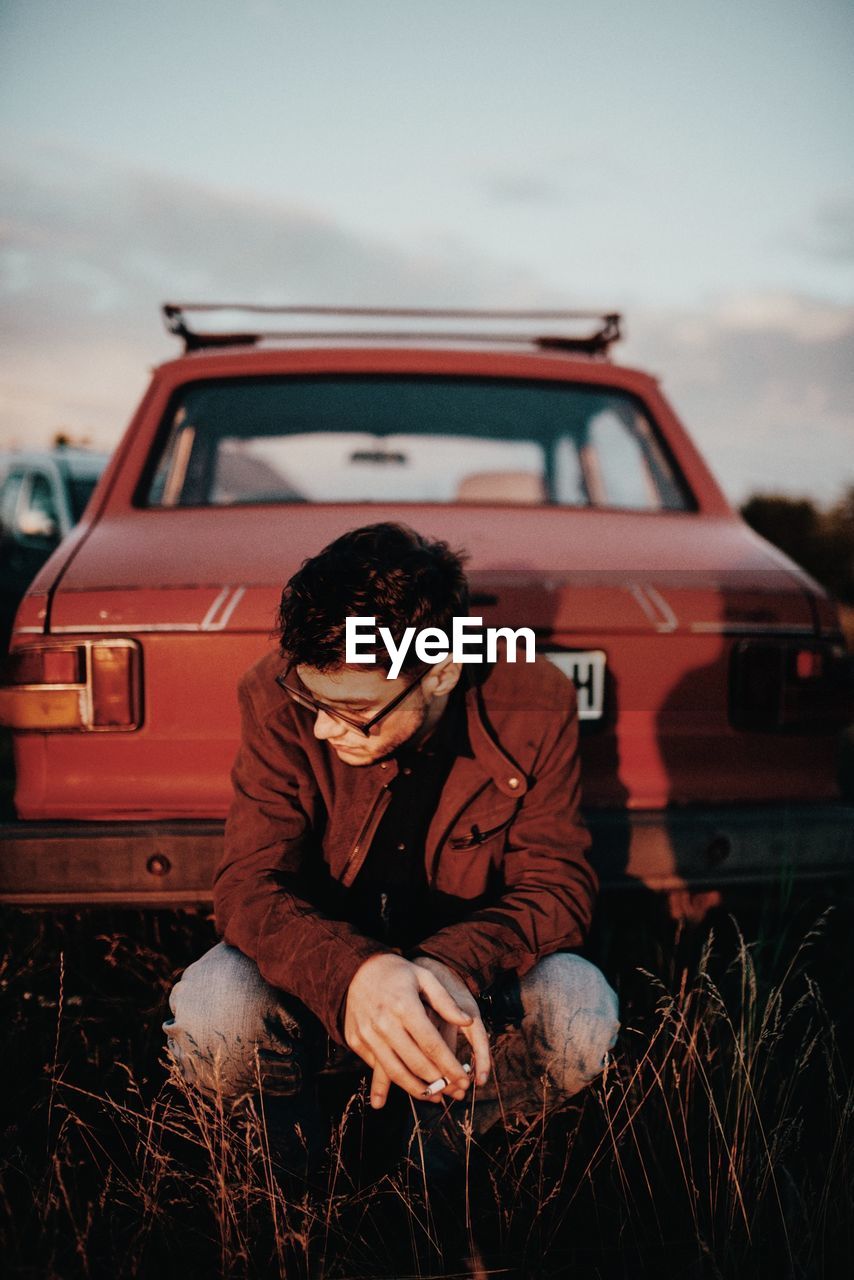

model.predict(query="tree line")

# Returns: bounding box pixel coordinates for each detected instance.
[740,487,854,605]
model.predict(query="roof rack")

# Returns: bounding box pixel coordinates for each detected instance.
[161,304,622,356]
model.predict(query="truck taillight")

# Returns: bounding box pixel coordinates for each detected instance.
[0,640,143,732]
[730,639,852,732]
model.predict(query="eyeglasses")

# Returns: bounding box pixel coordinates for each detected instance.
[276,664,430,737]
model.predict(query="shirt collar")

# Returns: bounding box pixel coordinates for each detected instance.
[394,681,472,767]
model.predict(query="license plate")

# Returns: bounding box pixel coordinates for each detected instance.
[546,650,607,721]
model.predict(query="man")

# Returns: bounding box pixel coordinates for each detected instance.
[164,522,618,1151]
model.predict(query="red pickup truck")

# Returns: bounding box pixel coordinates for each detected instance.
[1,306,851,906]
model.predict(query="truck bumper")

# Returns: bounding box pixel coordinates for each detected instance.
[1,804,853,906]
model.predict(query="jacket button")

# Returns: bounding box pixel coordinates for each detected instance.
[507,776,520,789]
[380,762,388,770]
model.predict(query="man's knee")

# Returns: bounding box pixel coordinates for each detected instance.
[163,942,304,1098]
[519,952,620,1096]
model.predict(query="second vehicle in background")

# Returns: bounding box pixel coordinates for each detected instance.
[0,445,110,649]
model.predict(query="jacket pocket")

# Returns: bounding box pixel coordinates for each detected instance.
[449,811,517,850]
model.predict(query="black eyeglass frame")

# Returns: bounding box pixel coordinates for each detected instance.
[276,663,431,737]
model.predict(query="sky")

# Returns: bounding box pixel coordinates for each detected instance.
[1,0,852,505]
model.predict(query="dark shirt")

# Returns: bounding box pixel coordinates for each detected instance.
[348,701,460,942]
[294,683,494,952]
[346,690,467,948]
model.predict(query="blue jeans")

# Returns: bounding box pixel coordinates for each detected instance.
[164,944,619,1134]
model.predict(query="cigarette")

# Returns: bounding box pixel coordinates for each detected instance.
[422,1062,471,1098]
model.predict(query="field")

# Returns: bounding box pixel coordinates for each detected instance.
[1,883,852,1280]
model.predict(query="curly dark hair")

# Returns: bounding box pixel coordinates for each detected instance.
[276,522,470,673]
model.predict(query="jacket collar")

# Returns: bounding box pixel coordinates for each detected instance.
[461,667,529,799]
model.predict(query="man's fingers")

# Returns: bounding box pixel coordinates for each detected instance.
[361,1049,421,1109]
[439,1020,458,1054]
[404,1007,474,1089]
[349,961,487,1105]
[415,967,491,1086]
[368,1006,471,1090]
[459,1015,492,1086]
[386,1025,469,1091]
[368,1041,444,1104]
[424,1005,459,1056]
[369,1062,391,1109]
[416,970,474,1027]
[362,1014,470,1101]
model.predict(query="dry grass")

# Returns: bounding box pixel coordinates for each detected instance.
[1,890,852,1278]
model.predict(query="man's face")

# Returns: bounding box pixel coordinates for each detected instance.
[294,663,440,765]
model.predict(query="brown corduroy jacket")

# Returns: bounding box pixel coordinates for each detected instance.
[213,650,597,1044]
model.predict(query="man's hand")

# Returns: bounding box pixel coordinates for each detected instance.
[412,955,491,1082]
[344,953,485,1109]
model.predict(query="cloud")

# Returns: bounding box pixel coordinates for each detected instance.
[1,138,490,324]
[0,135,543,448]
[1,138,851,506]
[479,172,564,207]
[476,149,631,208]
[624,294,854,504]
[0,135,557,319]
[795,193,854,263]
[710,292,852,343]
